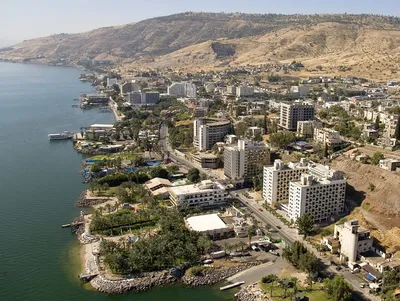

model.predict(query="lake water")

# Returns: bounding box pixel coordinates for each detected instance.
[0,62,234,301]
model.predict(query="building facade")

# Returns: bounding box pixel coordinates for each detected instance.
[262,159,309,204]
[287,164,346,223]
[333,220,374,262]
[167,82,197,98]
[120,82,141,95]
[193,118,231,151]
[314,128,343,147]
[224,140,270,181]
[280,102,315,131]
[297,120,322,138]
[169,180,228,208]
[236,86,254,97]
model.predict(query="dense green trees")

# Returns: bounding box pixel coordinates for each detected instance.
[370,152,384,165]
[324,276,352,301]
[149,166,169,179]
[269,131,295,148]
[187,168,200,183]
[116,182,150,204]
[296,214,315,239]
[282,241,318,274]
[169,125,194,148]
[100,210,209,274]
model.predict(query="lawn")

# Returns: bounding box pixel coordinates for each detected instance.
[88,153,140,161]
[260,282,330,301]
[93,187,118,197]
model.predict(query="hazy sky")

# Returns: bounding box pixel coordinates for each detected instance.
[2,0,399,43]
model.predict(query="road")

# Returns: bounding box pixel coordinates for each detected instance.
[159,123,379,301]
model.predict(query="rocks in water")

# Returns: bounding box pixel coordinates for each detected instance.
[75,190,109,207]
[182,262,261,287]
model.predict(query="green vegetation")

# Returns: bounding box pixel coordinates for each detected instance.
[324,276,352,301]
[116,182,154,204]
[282,241,319,274]
[187,168,200,183]
[100,209,210,274]
[381,270,400,300]
[296,214,315,239]
[169,124,194,148]
[368,183,376,192]
[90,209,154,235]
[268,73,281,82]
[269,131,296,148]
[149,166,169,179]
[370,152,384,165]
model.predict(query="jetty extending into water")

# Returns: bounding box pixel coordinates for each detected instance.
[220,281,245,291]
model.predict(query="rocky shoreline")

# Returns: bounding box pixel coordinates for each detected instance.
[75,190,110,207]
[236,283,267,301]
[182,262,261,286]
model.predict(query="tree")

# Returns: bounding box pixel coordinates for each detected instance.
[296,214,314,239]
[197,235,212,254]
[149,166,169,179]
[306,274,314,290]
[235,122,249,138]
[374,115,380,130]
[247,225,256,245]
[370,152,384,165]
[105,203,112,214]
[269,131,295,148]
[187,168,200,183]
[395,115,400,140]
[324,276,352,301]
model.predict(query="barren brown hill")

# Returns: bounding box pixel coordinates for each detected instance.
[2,12,400,79]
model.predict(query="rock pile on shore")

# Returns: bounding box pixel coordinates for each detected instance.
[236,283,267,301]
[75,190,110,207]
[182,262,261,286]
[79,232,100,244]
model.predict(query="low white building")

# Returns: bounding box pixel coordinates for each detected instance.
[169,180,228,208]
[379,158,400,171]
[185,213,231,240]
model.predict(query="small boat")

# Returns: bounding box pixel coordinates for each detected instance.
[48,131,73,140]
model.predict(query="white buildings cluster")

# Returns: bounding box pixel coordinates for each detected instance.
[313,128,343,147]
[263,159,346,223]
[280,102,315,131]
[127,91,160,107]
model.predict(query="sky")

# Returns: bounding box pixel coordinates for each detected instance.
[2,0,399,44]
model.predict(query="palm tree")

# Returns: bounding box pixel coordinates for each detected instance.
[247,225,256,245]
[291,277,298,294]
[269,275,278,297]
[306,274,313,290]
[105,203,112,214]
[98,206,104,216]
[238,241,247,252]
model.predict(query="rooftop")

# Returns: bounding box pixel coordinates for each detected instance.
[185,213,228,232]
[144,177,172,190]
[169,180,224,195]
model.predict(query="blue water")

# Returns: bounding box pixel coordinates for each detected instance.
[0,62,234,301]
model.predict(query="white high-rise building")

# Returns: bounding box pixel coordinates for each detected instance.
[167,82,197,98]
[287,164,346,223]
[297,120,322,138]
[236,86,254,97]
[193,118,231,151]
[280,102,315,131]
[262,159,309,204]
[128,91,160,107]
[224,140,270,181]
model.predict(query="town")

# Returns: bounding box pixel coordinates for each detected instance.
[69,65,400,301]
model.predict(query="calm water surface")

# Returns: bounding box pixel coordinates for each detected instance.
[0,62,234,301]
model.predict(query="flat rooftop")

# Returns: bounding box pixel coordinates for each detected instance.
[169,180,224,195]
[90,124,114,128]
[186,214,228,232]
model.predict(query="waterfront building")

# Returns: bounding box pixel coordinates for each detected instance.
[262,159,309,204]
[127,91,160,107]
[287,163,346,223]
[224,139,270,181]
[169,180,228,208]
[167,82,197,98]
[185,213,231,239]
[280,102,315,131]
[193,118,231,151]
[314,128,343,147]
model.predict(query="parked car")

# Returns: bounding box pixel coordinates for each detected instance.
[258,208,263,212]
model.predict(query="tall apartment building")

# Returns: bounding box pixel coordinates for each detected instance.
[280,102,315,131]
[169,180,228,208]
[297,120,322,138]
[224,140,270,181]
[226,86,236,95]
[167,82,197,98]
[262,159,309,204]
[287,164,346,223]
[333,220,373,262]
[193,118,231,151]
[314,128,343,147]
[128,91,160,107]
[120,82,141,95]
[107,78,119,87]
[236,86,254,97]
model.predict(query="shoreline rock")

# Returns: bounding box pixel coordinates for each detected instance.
[236,283,267,301]
[75,190,110,207]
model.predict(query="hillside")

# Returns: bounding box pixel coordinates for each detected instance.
[2,12,400,79]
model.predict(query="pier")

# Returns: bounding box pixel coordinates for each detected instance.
[79,274,98,282]
[220,281,245,291]
[61,221,84,232]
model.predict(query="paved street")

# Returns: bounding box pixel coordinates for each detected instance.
[159,124,380,301]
